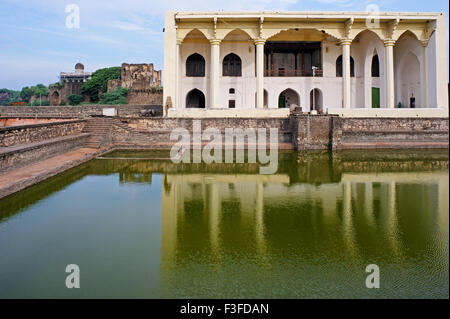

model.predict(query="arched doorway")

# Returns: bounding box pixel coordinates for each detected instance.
[371,53,381,108]
[400,52,420,108]
[278,89,299,109]
[51,91,60,106]
[309,89,323,113]
[186,89,205,108]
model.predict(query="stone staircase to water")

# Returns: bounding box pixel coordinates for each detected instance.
[82,117,113,149]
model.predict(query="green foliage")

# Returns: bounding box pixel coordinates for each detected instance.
[81,67,121,102]
[20,84,50,103]
[99,87,129,105]
[0,88,20,106]
[33,84,50,96]
[52,82,63,90]
[59,100,67,106]
[20,86,33,102]
[67,94,84,106]
[30,99,50,106]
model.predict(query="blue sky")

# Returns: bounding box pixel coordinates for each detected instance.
[0,0,448,90]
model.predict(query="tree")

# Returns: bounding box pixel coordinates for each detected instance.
[67,94,83,106]
[33,84,50,96]
[99,87,129,105]
[81,67,121,102]
[20,86,33,103]
[0,89,20,106]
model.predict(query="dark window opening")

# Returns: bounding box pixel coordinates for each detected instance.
[229,88,235,94]
[228,100,236,108]
[336,55,355,77]
[186,89,205,108]
[223,53,242,76]
[264,41,322,77]
[371,54,380,77]
[186,53,205,77]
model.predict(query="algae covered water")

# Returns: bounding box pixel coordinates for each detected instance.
[0,150,448,298]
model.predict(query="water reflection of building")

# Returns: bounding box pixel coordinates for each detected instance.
[160,170,448,274]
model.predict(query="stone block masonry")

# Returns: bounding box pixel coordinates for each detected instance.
[331,117,449,150]
[0,120,86,147]
[0,134,90,174]
[0,105,163,118]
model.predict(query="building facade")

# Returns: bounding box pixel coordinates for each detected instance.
[163,11,448,117]
[50,63,92,105]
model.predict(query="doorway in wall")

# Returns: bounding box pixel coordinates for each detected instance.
[186,89,205,108]
[372,87,380,108]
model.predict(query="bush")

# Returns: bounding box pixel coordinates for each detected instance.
[81,67,121,102]
[99,87,129,105]
[31,99,50,106]
[59,100,67,106]
[67,94,84,106]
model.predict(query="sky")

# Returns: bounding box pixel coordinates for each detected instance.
[0,0,448,90]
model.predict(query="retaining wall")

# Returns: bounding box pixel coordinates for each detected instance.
[0,120,86,147]
[0,134,90,173]
[0,105,163,118]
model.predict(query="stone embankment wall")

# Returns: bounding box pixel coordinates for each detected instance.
[0,120,86,147]
[0,134,90,174]
[0,119,89,173]
[109,117,293,149]
[107,116,449,150]
[331,117,449,149]
[0,105,163,118]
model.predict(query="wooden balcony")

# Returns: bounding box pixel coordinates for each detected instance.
[264,69,323,77]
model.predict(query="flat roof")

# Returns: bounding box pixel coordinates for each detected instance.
[174,11,442,21]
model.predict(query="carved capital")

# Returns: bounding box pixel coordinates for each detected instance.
[209,38,221,45]
[339,39,352,46]
[383,39,396,47]
[254,38,266,45]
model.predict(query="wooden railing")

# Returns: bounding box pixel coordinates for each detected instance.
[264,69,323,77]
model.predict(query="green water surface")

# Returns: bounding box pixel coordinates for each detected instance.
[0,150,448,298]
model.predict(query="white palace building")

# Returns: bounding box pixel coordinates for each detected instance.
[163,11,448,118]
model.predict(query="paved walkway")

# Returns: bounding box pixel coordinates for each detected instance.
[0,147,109,199]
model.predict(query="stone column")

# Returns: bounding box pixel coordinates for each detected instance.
[421,40,428,108]
[210,39,221,109]
[384,40,396,108]
[176,39,181,109]
[255,39,265,109]
[340,39,352,109]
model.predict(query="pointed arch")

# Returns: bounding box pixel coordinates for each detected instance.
[352,29,383,43]
[186,53,205,77]
[221,28,253,41]
[178,28,209,42]
[222,53,242,76]
[336,55,355,77]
